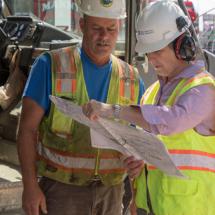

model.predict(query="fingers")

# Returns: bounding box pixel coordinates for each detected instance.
[130,200,137,215]
[23,200,47,215]
[82,100,100,120]
[82,103,98,120]
[82,100,113,121]
[23,202,40,215]
[40,197,48,214]
[22,186,47,215]
[123,156,144,179]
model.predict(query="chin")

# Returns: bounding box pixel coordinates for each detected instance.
[98,47,111,52]
[156,70,168,77]
[96,49,111,56]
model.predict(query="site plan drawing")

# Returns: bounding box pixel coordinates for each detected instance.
[50,95,184,177]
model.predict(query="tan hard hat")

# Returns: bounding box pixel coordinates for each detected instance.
[76,0,126,19]
[135,0,191,54]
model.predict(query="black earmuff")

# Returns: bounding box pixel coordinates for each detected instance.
[173,16,196,61]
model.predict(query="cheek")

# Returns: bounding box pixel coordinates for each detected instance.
[91,33,99,40]
[162,62,176,75]
[112,32,119,40]
[87,30,100,40]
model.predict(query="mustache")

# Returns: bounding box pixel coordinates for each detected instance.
[96,41,110,46]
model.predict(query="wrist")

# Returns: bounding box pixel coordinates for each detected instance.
[112,104,121,119]
[22,176,39,188]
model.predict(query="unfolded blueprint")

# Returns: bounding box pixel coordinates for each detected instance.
[50,95,184,177]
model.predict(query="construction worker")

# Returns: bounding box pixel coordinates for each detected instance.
[17,0,144,215]
[82,1,215,215]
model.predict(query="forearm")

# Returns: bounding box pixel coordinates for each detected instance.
[82,100,151,131]
[17,129,39,188]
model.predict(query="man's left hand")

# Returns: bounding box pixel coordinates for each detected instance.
[82,100,113,120]
[123,156,144,179]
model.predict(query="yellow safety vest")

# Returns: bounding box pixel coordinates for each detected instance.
[135,70,215,215]
[37,46,140,186]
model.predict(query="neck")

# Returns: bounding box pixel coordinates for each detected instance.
[82,47,111,66]
[168,61,190,80]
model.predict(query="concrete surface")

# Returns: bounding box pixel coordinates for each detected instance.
[0,162,22,214]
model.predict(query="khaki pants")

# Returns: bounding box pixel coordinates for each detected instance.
[39,177,124,215]
[137,208,154,215]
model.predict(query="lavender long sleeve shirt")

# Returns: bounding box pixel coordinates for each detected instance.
[141,60,215,136]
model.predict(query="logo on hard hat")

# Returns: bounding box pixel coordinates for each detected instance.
[76,0,81,6]
[100,0,113,7]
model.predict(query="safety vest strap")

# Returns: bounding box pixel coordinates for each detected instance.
[166,71,215,106]
[140,81,159,105]
[51,46,77,95]
[112,55,137,102]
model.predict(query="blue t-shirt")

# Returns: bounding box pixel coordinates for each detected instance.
[23,48,145,115]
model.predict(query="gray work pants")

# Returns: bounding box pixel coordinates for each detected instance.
[39,177,124,215]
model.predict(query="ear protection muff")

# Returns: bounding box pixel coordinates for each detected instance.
[173,16,197,61]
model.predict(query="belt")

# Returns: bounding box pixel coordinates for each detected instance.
[88,175,102,185]
[91,175,101,181]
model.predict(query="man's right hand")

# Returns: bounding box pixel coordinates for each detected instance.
[123,156,144,179]
[22,184,47,215]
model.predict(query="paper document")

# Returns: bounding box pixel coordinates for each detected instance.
[50,95,184,177]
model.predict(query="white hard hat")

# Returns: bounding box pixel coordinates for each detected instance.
[135,0,191,54]
[77,0,126,19]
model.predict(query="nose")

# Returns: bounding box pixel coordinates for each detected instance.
[99,28,108,39]
[147,52,156,60]
[147,52,157,64]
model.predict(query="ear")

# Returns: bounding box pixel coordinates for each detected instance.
[117,20,121,31]
[79,17,85,33]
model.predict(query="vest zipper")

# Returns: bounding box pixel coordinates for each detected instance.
[95,148,100,176]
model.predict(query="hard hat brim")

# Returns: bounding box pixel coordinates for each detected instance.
[82,11,127,19]
[135,40,168,54]
[135,31,183,54]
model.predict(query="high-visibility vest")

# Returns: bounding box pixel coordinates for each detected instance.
[135,70,215,215]
[37,46,140,186]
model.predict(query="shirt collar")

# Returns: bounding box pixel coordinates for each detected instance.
[158,60,206,85]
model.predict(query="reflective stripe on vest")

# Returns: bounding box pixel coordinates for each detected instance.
[167,72,215,106]
[148,149,215,173]
[37,143,124,172]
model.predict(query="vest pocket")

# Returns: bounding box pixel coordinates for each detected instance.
[51,108,74,134]
[161,178,198,196]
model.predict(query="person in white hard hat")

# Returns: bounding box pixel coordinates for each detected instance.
[17,0,144,215]
[82,1,215,215]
